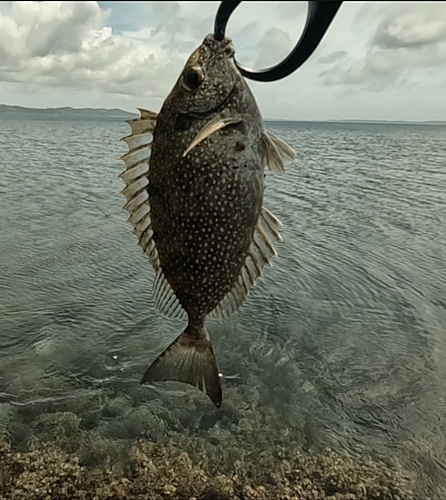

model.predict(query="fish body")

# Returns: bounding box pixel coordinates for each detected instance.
[120,34,295,407]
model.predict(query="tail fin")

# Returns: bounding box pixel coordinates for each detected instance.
[141,326,222,407]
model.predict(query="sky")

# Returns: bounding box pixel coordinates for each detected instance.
[0,1,445,121]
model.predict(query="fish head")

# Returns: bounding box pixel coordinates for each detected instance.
[169,34,238,114]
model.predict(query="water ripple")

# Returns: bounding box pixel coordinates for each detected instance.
[0,117,445,494]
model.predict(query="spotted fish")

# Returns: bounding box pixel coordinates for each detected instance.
[120,34,295,407]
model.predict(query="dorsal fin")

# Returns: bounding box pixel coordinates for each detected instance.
[209,207,282,319]
[120,109,186,320]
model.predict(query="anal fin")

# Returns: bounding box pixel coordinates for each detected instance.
[209,206,282,319]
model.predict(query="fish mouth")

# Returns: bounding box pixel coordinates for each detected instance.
[214,36,235,58]
[204,34,235,56]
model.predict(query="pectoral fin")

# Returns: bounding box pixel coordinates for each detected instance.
[262,129,296,173]
[183,114,242,157]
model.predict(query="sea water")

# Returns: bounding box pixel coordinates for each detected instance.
[0,115,445,497]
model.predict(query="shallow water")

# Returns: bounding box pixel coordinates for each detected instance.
[0,116,445,496]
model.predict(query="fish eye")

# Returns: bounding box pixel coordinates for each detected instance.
[182,66,204,91]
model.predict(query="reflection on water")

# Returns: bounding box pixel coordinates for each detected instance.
[0,117,445,497]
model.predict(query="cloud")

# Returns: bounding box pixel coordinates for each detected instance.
[0,1,313,102]
[318,51,348,64]
[0,1,445,122]
[254,28,293,69]
[0,1,186,98]
[373,4,446,49]
[321,2,446,92]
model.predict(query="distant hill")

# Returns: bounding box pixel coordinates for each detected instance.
[0,105,138,121]
[0,105,445,125]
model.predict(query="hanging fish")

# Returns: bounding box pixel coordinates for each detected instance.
[120,34,295,407]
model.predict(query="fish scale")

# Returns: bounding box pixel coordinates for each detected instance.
[120,34,295,407]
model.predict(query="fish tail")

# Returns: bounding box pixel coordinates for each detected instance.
[140,323,222,407]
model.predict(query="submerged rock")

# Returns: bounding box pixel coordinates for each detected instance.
[0,437,414,500]
[0,442,83,500]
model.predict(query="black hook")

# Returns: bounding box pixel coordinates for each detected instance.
[214,1,342,82]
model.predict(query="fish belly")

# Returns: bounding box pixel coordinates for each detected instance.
[149,156,263,317]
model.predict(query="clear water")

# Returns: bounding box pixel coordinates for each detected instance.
[0,116,445,495]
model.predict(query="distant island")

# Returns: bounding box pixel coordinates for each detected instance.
[0,104,445,125]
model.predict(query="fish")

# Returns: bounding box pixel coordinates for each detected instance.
[120,34,295,408]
